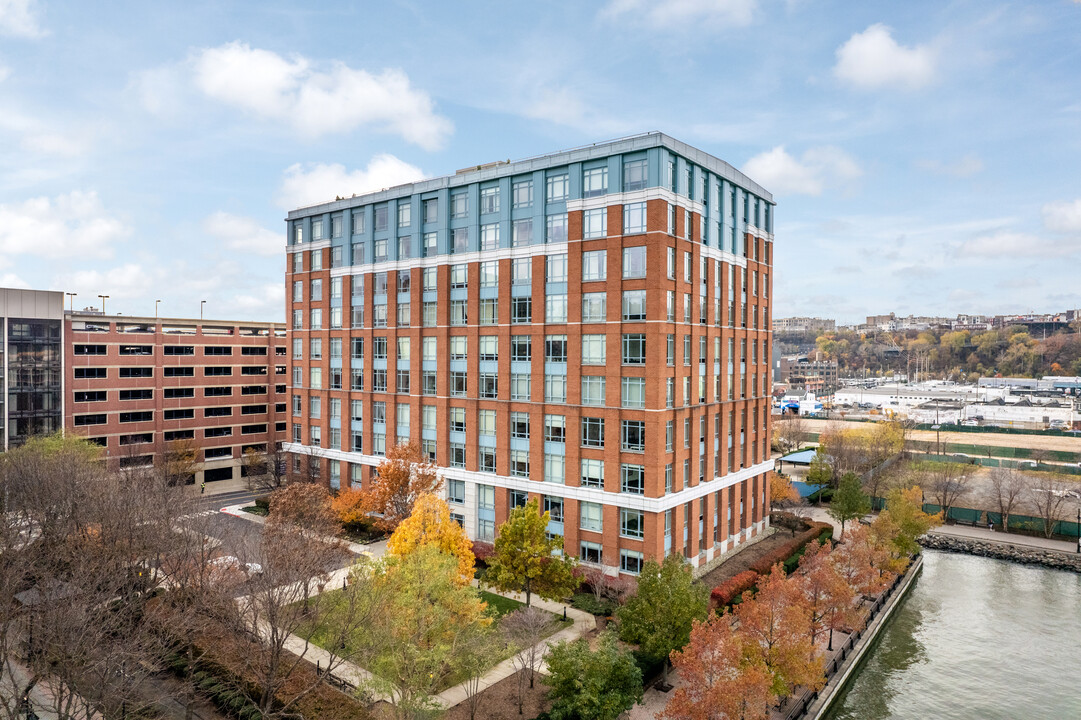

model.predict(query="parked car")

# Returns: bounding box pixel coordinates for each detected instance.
[961,419,979,427]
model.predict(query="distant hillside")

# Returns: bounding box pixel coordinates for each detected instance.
[809,325,1081,380]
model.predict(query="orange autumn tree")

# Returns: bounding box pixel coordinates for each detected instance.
[386,493,475,586]
[770,472,800,509]
[361,441,441,532]
[735,565,825,699]
[796,539,857,651]
[331,485,368,528]
[662,613,774,720]
[832,525,893,598]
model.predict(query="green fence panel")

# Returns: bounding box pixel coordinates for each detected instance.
[947,507,982,524]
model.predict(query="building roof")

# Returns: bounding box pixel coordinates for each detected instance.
[286,132,774,218]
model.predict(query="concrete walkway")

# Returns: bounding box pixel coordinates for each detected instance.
[263,573,594,710]
[928,523,1079,554]
[432,583,595,709]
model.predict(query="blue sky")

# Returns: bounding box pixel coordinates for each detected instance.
[1,0,1079,324]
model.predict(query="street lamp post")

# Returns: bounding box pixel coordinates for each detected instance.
[97,294,109,314]
[200,300,206,320]
[155,299,161,318]
[65,292,76,312]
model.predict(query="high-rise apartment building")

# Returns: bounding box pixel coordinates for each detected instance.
[283,133,775,574]
[65,312,287,481]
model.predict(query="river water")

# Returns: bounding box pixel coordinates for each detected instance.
[823,550,1081,720]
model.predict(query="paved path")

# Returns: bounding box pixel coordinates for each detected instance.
[220,504,386,558]
[928,523,1079,553]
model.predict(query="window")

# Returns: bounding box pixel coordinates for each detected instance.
[74,344,106,355]
[312,218,325,240]
[620,508,644,538]
[510,374,531,400]
[448,479,465,504]
[581,334,605,365]
[583,208,606,239]
[74,390,107,402]
[450,263,467,289]
[624,158,647,191]
[397,202,411,228]
[119,345,152,355]
[510,449,530,478]
[620,550,645,574]
[544,374,566,403]
[582,292,606,323]
[545,214,567,243]
[582,250,606,282]
[581,417,605,448]
[450,407,466,433]
[513,179,533,208]
[581,376,605,406]
[623,246,647,278]
[74,414,107,426]
[621,464,645,493]
[621,420,645,452]
[581,541,603,564]
[622,290,646,321]
[479,298,497,325]
[481,223,500,251]
[511,335,531,361]
[544,415,566,444]
[583,166,608,198]
[424,198,438,224]
[623,201,646,234]
[621,377,645,408]
[547,173,569,202]
[581,459,604,488]
[480,186,500,214]
[667,247,676,279]
[545,335,567,362]
[452,227,468,253]
[121,367,154,378]
[374,238,388,262]
[580,502,603,532]
[479,335,498,361]
[451,371,467,396]
[450,337,467,360]
[512,257,532,285]
[374,205,388,231]
[684,251,693,283]
[451,192,467,218]
[546,254,567,283]
[450,300,467,325]
[479,373,497,398]
[511,412,530,439]
[546,294,567,323]
[543,455,565,484]
[622,333,646,365]
[163,345,194,355]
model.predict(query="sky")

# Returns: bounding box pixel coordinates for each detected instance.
[1,0,1080,324]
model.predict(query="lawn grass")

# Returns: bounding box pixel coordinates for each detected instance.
[240,505,268,516]
[292,585,569,693]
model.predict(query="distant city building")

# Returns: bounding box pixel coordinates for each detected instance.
[283,133,776,574]
[65,312,287,482]
[0,288,64,450]
[773,352,838,394]
[772,316,835,334]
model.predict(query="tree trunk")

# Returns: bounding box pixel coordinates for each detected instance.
[524,577,532,607]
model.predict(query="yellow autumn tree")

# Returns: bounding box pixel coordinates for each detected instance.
[386,493,475,586]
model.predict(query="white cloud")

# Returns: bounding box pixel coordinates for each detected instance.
[277,154,425,210]
[231,283,285,315]
[0,0,44,38]
[834,24,935,90]
[957,230,1080,258]
[0,65,10,82]
[189,42,452,148]
[916,154,984,178]
[742,145,861,196]
[0,191,128,259]
[600,0,756,28]
[0,272,29,289]
[1042,199,1081,234]
[202,212,281,256]
[56,263,162,305]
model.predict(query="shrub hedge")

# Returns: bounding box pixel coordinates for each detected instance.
[708,521,833,609]
[709,570,759,608]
